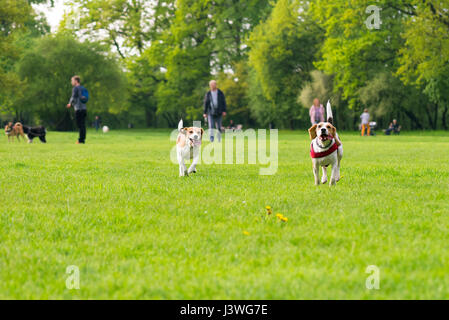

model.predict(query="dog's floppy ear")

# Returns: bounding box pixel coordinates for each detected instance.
[329,124,336,137]
[200,128,204,137]
[329,124,342,146]
[308,124,317,140]
[181,127,189,134]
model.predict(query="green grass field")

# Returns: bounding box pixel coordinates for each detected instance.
[1,129,449,299]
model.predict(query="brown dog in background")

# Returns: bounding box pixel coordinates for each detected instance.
[5,122,25,142]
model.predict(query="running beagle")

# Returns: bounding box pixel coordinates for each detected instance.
[308,101,343,186]
[176,119,204,177]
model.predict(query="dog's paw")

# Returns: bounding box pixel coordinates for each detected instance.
[321,180,327,184]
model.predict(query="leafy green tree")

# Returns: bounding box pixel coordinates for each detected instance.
[397,1,449,84]
[247,0,321,128]
[0,0,51,122]
[216,61,252,126]
[210,0,272,71]
[309,0,411,109]
[0,0,34,115]
[421,75,449,130]
[65,1,177,127]
[65,0,175,58]
[310,0,449,130]
[154,0,214,127]
[126,47,166,127]
[17,35,126,130]
[67,0,276,127]
[397,0,449,129]
[358,72,430,130]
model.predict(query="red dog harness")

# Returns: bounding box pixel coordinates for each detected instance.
[310,141,338,158]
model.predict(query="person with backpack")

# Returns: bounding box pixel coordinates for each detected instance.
[203,80,227,142]
[67,75,89,144]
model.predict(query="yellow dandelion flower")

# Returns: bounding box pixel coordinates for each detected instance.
[243,231,250,236]
[275,213,288,222]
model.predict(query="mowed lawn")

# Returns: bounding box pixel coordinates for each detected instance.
[1,128,448,299]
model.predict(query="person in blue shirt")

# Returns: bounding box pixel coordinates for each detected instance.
[67,75,87,144]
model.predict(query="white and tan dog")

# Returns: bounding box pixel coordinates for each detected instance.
[308,101,343,186]
[177,119,204,177]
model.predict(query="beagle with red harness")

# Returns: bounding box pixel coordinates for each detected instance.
[308,101,343,186]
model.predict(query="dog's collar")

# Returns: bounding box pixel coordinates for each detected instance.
[310,140,338,158]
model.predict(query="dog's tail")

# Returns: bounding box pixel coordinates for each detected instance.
[178,119,183,132]
[326,100,333,124]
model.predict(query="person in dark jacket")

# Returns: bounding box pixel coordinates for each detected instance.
[66,75,87,144]
[203,80,227,142]
[385,119,401,135]
[94,115,102,131]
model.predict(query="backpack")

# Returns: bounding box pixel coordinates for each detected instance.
[79,86,89,104]
[209,91,219,116]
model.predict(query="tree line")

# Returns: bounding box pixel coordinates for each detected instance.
[1,0,448,130]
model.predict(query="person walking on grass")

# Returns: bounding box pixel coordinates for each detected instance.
[203,80,227,142]
[309,98,325,125]
[67,75,89,144]
[360,108,370,136]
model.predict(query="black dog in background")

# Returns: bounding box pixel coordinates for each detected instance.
[23,125,46,143]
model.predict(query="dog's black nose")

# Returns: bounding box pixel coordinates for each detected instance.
[321,128,326,132]
[194,135,198,139]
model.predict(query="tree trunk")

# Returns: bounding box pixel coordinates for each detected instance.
[401,108,423,130]
[353,110,359,131]
[163,113,177,128]
[54,111,74,131]
[425,103,437,130]
[442,105,448,130]
[145,108,154,127]
[433,102,438,130]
